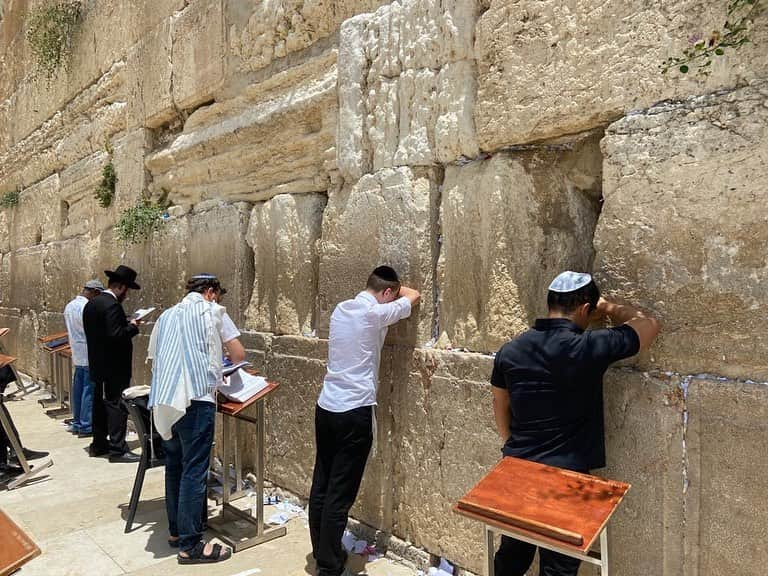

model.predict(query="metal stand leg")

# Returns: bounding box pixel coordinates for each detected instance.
[207,402,286,552]
[600,528,609,576]
[0,400,53,490]
[485,526,495,576]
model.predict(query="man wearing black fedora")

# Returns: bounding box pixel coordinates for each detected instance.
[83,265,142,463]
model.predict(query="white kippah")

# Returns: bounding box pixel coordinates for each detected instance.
[548,271,593,293]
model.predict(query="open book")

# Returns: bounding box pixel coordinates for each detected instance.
[130,307,157,321]
[222,360,251,377]
[219,369,268,403]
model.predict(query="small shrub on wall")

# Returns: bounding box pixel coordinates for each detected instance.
[115,191,171,245]
[0,188,21,209]
[26,1,82,80]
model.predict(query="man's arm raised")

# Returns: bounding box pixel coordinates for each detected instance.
[596,297,662,351]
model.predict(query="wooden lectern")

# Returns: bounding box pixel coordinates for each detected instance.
[37,332,72,417]
[0,509,40,575]
[455,457,630,576]
[207,380,286,552]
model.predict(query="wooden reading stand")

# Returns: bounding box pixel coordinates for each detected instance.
[455,457,630,576]
[0,328,37,399]
[0,509,40,575]
[206,376,286,552]
[37,332,72,417]
[0,354,54,490]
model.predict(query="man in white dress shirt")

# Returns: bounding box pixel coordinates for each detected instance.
[309,266,420,576]
[63,279,104,436]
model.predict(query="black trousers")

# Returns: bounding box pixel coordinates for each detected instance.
[91,379,129,454]
[309,405,373,576]
[494,463,589,576]
[495,535,581,576]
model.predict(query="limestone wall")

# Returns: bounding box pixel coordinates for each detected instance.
[1,1,767,574]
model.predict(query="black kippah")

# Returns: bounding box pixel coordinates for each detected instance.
[372,265,399,282]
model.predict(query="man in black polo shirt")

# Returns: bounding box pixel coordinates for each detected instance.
[490,271,661,576]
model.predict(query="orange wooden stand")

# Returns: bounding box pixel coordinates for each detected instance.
[455,457,630,576]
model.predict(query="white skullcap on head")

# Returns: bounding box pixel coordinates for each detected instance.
[548,271,593,293]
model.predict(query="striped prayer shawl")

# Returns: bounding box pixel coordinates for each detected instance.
[147,292,224,439]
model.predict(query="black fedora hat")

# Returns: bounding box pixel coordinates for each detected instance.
[104,265,141,290]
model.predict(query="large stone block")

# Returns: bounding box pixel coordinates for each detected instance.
[8,247,45,310]
[438,134,602,352]
[263,335,328,496]
[602,369,685,576]
[226,0,386,74]
[392,349,497,572]
[685,377,768,575]
[9,174,62,250]
[337,1,480,180]
[317,167,439,346]
[171,0,225,110]
[0,308,42,379]
[43,238,99,312]
[125,15,175,128]
[59,151,109,239]
[0,209,10,253]
[594,82,768,379]
[245,193,326,335]
[474,0,768,150]
[187,201,253,327]
[146,52,337,205]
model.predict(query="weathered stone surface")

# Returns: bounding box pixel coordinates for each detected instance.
[392,349,497,572]
[59,151,109,239]
[9,175,61,250]
[602,369,685,576]
[147,52,337,205]
[594,82,768,379]
[245,193,326,335]
[438,134,602,352]
[187,201,253,327]
[0,209,10,253]
[337,1,480,180]
[8,247,46,310]
[475,0,768,150]
[685,377,768,576]
[317,167,439,345]
[171,0,225,110]
[263,335,328,495]
[226,0,386,74]
[0,308,42,380]
[125,15,175,128]
[43,238,99,312]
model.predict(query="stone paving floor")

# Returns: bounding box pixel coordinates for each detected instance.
[0,386,418,576]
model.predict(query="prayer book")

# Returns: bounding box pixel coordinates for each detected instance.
[219,369,268,403]
[130,307,157,321]
[222,360,251,377]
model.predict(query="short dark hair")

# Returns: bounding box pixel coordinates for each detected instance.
[366,265,400,293]
[107,279,124,290]
[186,274,223,295]
[547,280,600,314]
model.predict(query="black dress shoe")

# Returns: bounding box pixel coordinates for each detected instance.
[89,446,110,458]
[0,463,25,476]
[108,451,141,463]
[12,448,49,461]
[77,431,93,438]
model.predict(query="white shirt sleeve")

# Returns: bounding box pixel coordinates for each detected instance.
[371,296,412,328]
[220,312,241,343]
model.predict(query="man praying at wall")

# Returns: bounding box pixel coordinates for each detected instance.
[63,279,104,437]
[148,273,245,565]
[83,265,142,463]
[309,266,420,576]
[490,271,661,576]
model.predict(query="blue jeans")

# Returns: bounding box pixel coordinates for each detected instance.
[71,366,94,433]
[162,400,215,553]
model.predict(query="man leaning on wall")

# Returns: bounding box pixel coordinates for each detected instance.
[309,266,420,576]
[490,271,661,576]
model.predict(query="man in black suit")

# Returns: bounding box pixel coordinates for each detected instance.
[83,265,142,463]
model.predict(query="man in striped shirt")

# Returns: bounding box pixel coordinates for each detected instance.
[148,274,245,564]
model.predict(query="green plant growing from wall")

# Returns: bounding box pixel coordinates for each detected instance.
[94,161,117,208]
[662,0,763,75]
[26,1,82,80]
[0,188,21,209]
[115,190,171,245]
